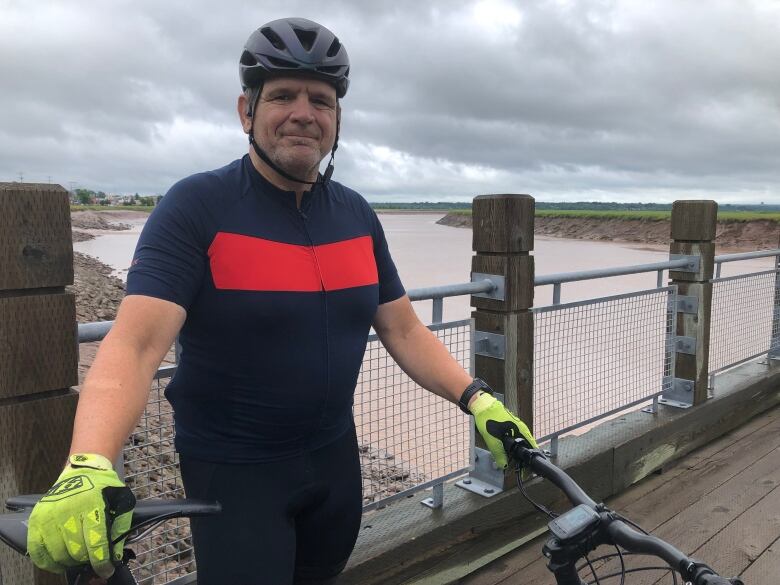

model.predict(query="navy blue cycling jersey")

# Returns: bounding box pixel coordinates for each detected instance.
[126,155,405,463]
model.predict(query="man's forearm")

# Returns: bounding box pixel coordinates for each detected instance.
[378,320,472,404]
[70,334,161,463]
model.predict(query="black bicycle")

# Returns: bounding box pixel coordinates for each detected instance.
[0,442,747,585]
[0,494,220,585]
[502,436,745,585]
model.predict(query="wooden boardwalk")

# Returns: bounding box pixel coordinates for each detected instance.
[458,404,780,585]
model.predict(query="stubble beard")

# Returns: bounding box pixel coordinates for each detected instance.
[266,141,325,182]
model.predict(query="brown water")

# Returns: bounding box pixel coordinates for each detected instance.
[74,212,775,312]
[379,213,774,323]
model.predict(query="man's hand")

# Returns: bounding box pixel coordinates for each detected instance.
[469,393,538,469]
[27,454,135,578]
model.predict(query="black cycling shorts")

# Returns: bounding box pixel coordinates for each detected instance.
[179,425,362,585]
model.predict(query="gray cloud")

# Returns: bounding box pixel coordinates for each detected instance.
[1,0,778,202]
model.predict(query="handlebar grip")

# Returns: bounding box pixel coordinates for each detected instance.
[66,560,135,585]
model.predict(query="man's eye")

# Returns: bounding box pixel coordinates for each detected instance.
[312,98,335,109]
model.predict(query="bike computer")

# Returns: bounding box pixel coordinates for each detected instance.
[548,504,600,541]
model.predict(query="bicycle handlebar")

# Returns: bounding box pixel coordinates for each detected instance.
[502,437,744,585]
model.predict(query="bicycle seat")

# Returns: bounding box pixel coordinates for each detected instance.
[0,496,221,555]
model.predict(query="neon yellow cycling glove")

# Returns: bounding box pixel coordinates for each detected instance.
[27,453,135,578]
[470,393,539,469]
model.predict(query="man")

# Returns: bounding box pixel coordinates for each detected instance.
[27,17,537,584]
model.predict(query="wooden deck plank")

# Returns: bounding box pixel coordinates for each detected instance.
[740,535,780,585]
[688,480,780,582]
[458,406,780,585]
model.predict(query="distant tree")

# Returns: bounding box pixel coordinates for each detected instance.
[74,188,94,205]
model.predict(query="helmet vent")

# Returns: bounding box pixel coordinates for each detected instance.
[267,56,299,69]
[294,28,317,51]
[261,27,286,50]
[326,38,341,57]
[317,65,342,74]
[240,50,258,66]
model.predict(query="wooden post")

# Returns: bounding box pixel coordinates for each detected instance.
[0,182,79,585]
[471,194,534,489]
[668,200,717,406]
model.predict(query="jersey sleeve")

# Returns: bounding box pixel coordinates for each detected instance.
[369,209,406,304]
[126,178,212,311]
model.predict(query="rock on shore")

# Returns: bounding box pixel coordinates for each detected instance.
[69,252,125,322]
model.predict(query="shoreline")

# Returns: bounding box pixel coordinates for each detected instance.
[69,210,780,336]
[437,212,780,252]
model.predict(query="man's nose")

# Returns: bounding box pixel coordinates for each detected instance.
[288,95,316,123]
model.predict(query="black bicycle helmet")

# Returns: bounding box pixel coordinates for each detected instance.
[239,17,350,98]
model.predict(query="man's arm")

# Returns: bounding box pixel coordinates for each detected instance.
[372,295,472,403]
[70,294,186,461]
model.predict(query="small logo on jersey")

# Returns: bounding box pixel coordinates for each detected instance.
[73,455,88,462]
[41,476,95,501]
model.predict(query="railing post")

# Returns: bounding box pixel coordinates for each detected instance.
[0,183,79,585]
[668,200,717,406]
[469,194,534,491]
[770,233,780,360]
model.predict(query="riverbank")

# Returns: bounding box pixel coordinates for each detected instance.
[437,213,780,250]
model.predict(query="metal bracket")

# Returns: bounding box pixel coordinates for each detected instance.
[668,295,699,314]
[674,336,697,355]
[475,330,505,359]
[669,254,701,273]
[659,377,694,408]
[455,447,504,498]
[421,483,444,509]
[471,273,506,301]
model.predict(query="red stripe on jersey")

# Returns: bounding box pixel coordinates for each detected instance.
[208,232,378,292]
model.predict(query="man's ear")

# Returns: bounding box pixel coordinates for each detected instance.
[237,94,252,134]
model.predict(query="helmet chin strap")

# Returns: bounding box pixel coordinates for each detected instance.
[246,91,338,187]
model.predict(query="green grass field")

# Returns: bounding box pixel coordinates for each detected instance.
[71,205,155,213]
[447,209,780,222]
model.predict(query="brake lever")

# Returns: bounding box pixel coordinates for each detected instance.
[502,436,547,468]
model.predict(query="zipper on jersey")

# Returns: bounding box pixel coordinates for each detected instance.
[297,206,333,441]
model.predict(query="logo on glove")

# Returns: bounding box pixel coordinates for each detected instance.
[41,476,95,501]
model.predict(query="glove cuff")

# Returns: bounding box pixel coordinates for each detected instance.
[68,453,114,471]
[468,392,497,417]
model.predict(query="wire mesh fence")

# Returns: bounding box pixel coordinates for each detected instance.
[354,319,472,511]
[709,269,780,374]
[121,320,472,582]
[122,368,194,585]
[532,287,675,440]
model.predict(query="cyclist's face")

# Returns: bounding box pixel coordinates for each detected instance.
[242,77,338,181]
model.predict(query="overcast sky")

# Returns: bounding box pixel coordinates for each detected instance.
[2,0,779,203]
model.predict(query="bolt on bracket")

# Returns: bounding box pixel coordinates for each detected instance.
[455,447,504,498]
[471,273,506,301]
[660,376,695,408]
[669,254,701,273]
[668,295,699,314]
[674,336,697,355]
[475,330,506,359]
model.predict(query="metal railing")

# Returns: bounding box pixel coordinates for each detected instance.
[528,258,691,454]
[73,251,780,583]
[708,249,780,385]
[356,319,472,512]
[534,257,696,304]
[533,287,675,454]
